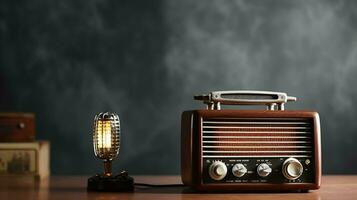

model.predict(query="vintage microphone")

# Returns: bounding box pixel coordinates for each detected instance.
[87,112,134,192]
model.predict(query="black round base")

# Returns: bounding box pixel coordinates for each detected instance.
[87,171,134,192]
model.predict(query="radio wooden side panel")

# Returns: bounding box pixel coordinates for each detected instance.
[181,111,193,185]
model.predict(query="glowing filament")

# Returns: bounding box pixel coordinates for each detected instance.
[97,120,112,149]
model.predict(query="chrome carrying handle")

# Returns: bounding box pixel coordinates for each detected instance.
[194,90,297,111]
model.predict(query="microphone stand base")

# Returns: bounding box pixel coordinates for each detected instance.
[87,171,134,192]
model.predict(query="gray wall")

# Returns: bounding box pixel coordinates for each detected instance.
[1,0,357,174]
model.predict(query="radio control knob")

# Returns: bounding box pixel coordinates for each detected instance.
[232,163,247,177]
[257,163,272,177]
[209,161,227,181]
[282,158,303,180]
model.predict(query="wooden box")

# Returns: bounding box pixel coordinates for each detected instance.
[0,113,35,142]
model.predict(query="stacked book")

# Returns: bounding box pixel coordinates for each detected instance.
[0,113,50,180]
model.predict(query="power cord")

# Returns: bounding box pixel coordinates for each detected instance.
[134,183,185,187]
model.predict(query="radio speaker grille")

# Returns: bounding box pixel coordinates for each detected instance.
[202,118,313,158]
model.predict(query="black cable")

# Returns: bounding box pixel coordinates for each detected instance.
[134,183,185,187]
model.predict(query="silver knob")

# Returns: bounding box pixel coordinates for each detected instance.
[282,158,303,180]
[232,163,247,177]
[209,161,227,181]
[257,163,272,177]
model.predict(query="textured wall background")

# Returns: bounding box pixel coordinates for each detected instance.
[1,0,357,174]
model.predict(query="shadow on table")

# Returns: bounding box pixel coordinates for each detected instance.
[133,187,321,200]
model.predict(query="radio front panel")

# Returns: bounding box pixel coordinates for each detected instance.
[200,117,316,184]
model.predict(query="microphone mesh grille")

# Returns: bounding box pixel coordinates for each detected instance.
[93,112,120,160]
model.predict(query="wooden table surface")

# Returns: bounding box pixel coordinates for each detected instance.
[0,175,356,200]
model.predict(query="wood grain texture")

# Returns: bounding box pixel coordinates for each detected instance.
[0,113,35,142]
[0,175,356,200]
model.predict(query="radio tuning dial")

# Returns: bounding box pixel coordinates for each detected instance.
[257,163,272,177]
[232,163,247,177]
[282,158,303,180]
[209,161,227,181]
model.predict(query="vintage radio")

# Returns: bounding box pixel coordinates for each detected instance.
[181,91,321,191]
